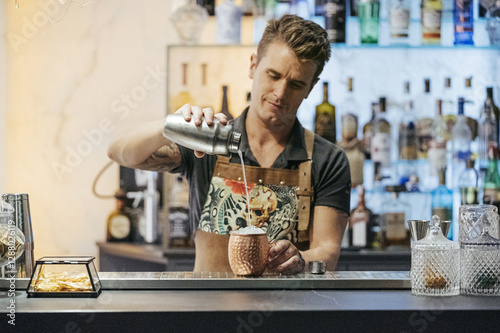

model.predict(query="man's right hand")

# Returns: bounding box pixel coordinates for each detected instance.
[175,104,228,158]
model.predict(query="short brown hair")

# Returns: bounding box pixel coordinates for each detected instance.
[257,14,331,82]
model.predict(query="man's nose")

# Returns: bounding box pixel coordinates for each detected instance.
[273,80,287,100]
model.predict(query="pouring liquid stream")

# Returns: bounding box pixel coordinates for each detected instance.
[237,150,252,227]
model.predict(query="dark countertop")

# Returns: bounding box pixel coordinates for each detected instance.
[1,275,499,332]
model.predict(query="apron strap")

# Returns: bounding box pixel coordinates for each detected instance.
[297,129,315,242]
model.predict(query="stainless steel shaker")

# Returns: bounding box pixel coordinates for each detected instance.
[1,193,34,278]
[163,114,241,155]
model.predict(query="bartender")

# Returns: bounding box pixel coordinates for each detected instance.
[108,15,351,275]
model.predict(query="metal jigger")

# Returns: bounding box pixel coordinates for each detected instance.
[408,219,452,242]
[1,193,34,278]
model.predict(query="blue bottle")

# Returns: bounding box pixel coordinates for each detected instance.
[453,0,474,45]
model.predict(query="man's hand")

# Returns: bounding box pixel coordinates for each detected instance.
[176,104,228,158]
[267,240,305,275]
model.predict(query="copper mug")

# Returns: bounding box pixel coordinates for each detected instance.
[228,233,270,276]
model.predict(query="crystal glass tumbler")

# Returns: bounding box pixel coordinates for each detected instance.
[411,216,460,296]
[459,204,499,243]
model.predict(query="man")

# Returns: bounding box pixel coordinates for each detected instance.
[108,15,350,275]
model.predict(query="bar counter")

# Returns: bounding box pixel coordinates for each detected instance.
[1,271,499,332]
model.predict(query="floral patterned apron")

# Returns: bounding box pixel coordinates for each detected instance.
[198,129,315,243]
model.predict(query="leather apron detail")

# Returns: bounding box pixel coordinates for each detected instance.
[198,129,315,244]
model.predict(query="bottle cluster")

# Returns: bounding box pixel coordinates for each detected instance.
[314,76,500,249]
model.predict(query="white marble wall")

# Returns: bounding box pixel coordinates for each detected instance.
[1,0,184,260]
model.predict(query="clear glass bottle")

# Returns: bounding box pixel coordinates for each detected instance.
[452,97,472,188]
[428,99,448,177]
[389,0,411,44]
[421,0,443,45]
[459,159,479,205]
[431,168,453,240]
[453,0,474,45]
[349,185,374,248]
[478,89,499,172]
[315,82,337,144]
[415,78,434,159]
[340,77,359,143]
[362,101,378,159]
[399,81,418,160]
[215,0,243,44]
[171,0,209,45]
[371,99,391,169]
[382,185,411,248]
[411,215,460,296]
[358,0,380,44]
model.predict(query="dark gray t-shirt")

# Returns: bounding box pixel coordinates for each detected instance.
[171,109,351,234]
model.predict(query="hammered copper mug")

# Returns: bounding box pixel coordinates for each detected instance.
[228,233,270,276]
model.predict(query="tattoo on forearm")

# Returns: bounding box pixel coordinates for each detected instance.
[133,142,182,172]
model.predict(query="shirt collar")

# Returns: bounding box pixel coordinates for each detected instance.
[232,108,309,166]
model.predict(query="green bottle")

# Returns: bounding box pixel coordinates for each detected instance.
[315,82,336,144]
[482,147,500,207]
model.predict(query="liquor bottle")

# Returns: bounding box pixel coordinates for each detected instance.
[362,101,378,159]
[358,0,380,44]
[459,159,479,205]
[340,77,359,143]
[453,0,474,45]
[338,86,364,186]
[452,97,472,188]
[428,99,448,177]
[478,88,499,171]
[107,190,133,242]
[463,77,475,116]
[349,185,374,248]
[315,82,336,144]
[382,185,411,248]
[415,78,434,159]
[389,0,411,44]
[173,63,195,112]
[399,81,418,160]
[197,0,215,15]
[215,0,243,45]
[421,0,443,45]
[220,85,234,121]
[484,87,500,131]
[431,168,453,240]
[169,176,192,248]
[170,0,209,45]
[324,0,347,44]
[371,98,391,169]
[482,146,500,209]
[442,77,455,117]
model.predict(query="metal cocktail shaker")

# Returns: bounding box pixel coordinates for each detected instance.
[163,114,241,155]
[1,193,34,278]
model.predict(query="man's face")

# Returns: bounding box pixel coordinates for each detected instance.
[249,42,318,132]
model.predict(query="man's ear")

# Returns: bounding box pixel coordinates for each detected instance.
[249,53,257,79]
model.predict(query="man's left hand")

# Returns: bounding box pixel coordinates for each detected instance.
[267,240,305,275]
